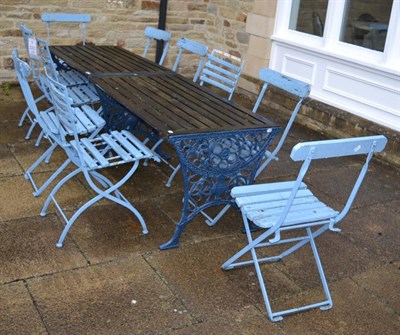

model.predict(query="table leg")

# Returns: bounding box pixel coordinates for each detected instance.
[160,127,280,250]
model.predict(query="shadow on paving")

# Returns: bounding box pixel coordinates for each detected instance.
[0,86,399,335]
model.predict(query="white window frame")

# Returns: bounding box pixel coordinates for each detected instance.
[270,0,400,131]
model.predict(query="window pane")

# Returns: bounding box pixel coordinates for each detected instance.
[340,0,393,52]
[289,0,329,37]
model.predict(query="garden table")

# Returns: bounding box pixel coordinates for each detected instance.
[50,45,281,249]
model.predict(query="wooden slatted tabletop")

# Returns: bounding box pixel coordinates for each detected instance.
[51,45,167,75]
[50,45,278,137]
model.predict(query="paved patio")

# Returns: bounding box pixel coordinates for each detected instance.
[1,85,399,335]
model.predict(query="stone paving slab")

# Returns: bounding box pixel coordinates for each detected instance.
[352,261,400,314]
[0,143,23,177]
[27,255,193,335]
[165,306,285,335]
[0,120,38,144]
[144,238,251,321]
[272,231,380,291]
[0,173,92,221]
[0,215,87,284]
[10,140,69,174]
[0,281,47,335]
[278,278,400,335]
[65,201,177,264]
[144,237,300,322]
[344,201,400,263]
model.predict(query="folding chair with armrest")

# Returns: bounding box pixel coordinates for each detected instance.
[142,26,172,66]
[222,135,387,321]
[41,72,160,248]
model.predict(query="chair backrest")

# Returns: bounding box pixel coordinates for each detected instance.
[142,26,172,66]
[36,36,59,82]
[19,23,45,93]
[45,70,76,141]
[254,68,310,177]
[172,38,209,82]
[41,13,91,46]
[290,136,387,224]
[12,48,40,118]
[199,49,244,100]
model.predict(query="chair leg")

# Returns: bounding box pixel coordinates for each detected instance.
[34,130,45,147]
[165,164,180,188]
[276,225,329,260]
[243,215,279,321]
[306,227,333,311]
[222,216,277,271]
[19,105,31,127]
[40,167,82,217]
[34,158,71,197]
[57,163,148,248]
[203,203,231,226]
[84,162,148,234]
[222,218,333,321]
[25,120,38,140]
[24,143,70,197]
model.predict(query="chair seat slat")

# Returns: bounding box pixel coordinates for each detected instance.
[237,188,313,207]
[101,133,132,161]
[247,199,330,221]
[255,206,339,228]
[109,131,145,159]
[74,107,97,133]
[40,111,59,134]
[120,131,161,162]
[242,194,320,213]
[80,138,110,167]
[70,140,98,169]
[232,181,307,198]
[80,105,105,128]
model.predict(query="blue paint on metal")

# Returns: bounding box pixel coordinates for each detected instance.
[160,127,281,249]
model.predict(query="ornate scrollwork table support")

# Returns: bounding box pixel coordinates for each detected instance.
[160,127,280,249]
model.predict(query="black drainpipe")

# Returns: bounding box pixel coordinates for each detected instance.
[156,0,168,64]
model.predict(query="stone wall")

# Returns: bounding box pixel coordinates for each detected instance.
[0,0,268,82]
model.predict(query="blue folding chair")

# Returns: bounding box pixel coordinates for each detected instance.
[142,26,172,66]
[12,49,105,197]
[18,23,50,139]
[222,135,387,321]
[41,71,160,248]
[199,49,244,101]
[172,37,209,82]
